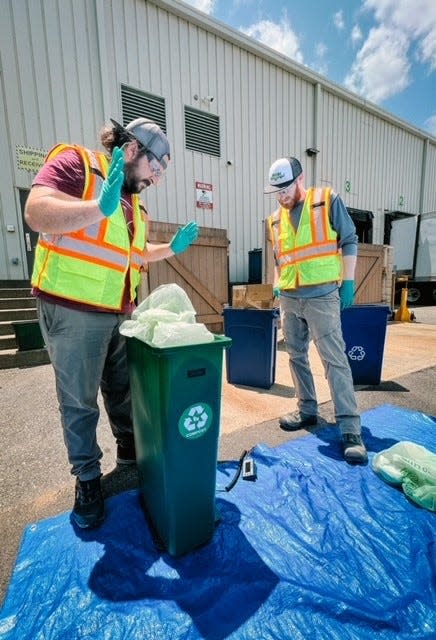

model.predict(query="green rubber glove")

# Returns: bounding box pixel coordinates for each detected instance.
[273,286,281,298]
[98,147,125,217]
[170,221,199,254]
[339,280,355,310]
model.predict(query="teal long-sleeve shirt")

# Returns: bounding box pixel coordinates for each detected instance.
[279,191,358,299]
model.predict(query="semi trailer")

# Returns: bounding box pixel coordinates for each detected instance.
[391,211,436,305]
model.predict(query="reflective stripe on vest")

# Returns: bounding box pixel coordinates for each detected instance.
[31,144,147,310]
[268,187,341,290]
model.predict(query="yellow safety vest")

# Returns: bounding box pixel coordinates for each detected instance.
[31,144,147,310]
[268,187,341,290]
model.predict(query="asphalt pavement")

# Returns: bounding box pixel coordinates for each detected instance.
[1,305,435,607]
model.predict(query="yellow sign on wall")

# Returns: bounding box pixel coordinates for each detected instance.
[16,146,47,173]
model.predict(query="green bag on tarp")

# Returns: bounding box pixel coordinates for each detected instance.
[372,441,436,512]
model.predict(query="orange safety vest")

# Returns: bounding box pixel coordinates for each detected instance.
[268,187,342,290]
[31,144,147,310]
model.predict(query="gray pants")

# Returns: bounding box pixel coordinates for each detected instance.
[37,298,133,481]
[280,291,361,435]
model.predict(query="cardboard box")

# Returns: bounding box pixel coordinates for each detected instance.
[231,285,247,308]
[231,284,274,309]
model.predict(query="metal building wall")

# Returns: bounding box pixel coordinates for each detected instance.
[101,0,316,280]
[1,0,435,283]
[0,0,104,281]
[318,90,425,240]
[423,142,436,215]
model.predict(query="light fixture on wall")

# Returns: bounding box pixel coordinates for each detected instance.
[306,147,319,157]
[193,94,214,104]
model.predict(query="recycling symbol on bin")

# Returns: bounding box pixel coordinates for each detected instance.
[178,403,213,440]
[347,345,366,361]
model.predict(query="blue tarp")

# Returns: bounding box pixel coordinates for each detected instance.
[0,405,435,639]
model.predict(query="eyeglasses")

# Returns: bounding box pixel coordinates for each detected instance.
[145,151,165,179]
[124,134,167,176]
[276,183,295,197]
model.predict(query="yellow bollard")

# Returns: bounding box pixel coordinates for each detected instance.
[394,287,412,322]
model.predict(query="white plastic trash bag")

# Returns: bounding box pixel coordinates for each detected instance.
[152,321,214,347]
[120,283,214,347]
[372,440,436,512]
[132,283,196,318]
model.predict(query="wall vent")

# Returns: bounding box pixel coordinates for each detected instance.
[121,85,167,132]
[184,106,220,157]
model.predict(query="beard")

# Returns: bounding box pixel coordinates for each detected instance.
[277,185,301,210]
[122,160,151,194]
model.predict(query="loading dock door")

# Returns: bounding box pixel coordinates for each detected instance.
[347,208,374,243]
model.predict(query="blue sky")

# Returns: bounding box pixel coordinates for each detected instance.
[183,0,436,136]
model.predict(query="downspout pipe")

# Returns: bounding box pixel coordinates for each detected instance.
[412,138,428,278]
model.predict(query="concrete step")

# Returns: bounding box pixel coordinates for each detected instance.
[0,288,31,299]
[0,283,46,367]
[0,279,30,287]
[0,297,36,310]
[0,308,38,322]
[0,347,50,370]
[0,321,14,336]
[0,335,16,350]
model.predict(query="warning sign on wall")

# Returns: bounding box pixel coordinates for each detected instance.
[196,182,213,210]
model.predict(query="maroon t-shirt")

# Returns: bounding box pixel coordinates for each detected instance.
[32,148,136,314]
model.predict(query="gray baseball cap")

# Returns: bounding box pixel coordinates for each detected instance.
[110,117,170,168]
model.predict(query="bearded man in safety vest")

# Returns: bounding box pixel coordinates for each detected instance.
[265,156,367,464]
[25,117,199,528]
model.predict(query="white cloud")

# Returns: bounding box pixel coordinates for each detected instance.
[344,0,436,103]
[344,25,410,102]
[240,17,304,64]
[364,0,436,65]
[183,0,216,14]
[421,26,436,71]
[315,43,327,58]
[424,114,436,135]
[333,10,345,31]
[351,24,363,46]
[311,42,328,76]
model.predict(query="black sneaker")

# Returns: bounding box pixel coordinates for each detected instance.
[279,411,318,431]
[116,438,137,465]
[342,433,368,464]
[72,476,105,529]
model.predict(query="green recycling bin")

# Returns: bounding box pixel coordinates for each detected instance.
[126,334,231,556]
[12,320,45,351]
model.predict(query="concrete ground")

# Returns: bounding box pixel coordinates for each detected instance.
[1,306,435,607]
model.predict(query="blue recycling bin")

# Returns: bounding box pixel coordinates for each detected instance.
[340,304,391,385]
[223,307,279,388]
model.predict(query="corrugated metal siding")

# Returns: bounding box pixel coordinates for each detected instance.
[0,0,103,279]
[319,91,425,241]
[423,143,436,215]
[1,0,103,150]
[98,0,316,280]
[1,0,435,282]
